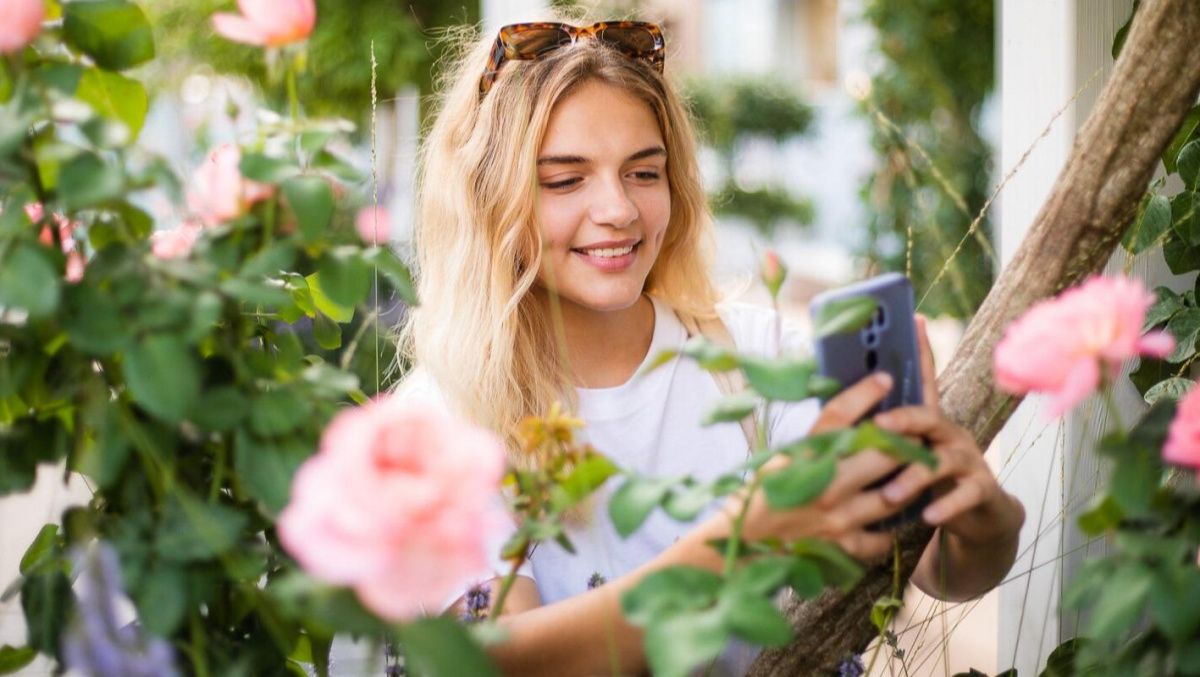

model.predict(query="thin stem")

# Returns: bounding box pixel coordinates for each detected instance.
[722,475,762,577]
[286,55,300,121]
[490,552,527,618]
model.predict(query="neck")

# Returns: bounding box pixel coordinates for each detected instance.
[547,293,656,389]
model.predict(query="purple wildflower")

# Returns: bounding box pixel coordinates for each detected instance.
[60,543,179,677]
[460,582,491,623]
[836,653,865,677]
[587,572,606,590]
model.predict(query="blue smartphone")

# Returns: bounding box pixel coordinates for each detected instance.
[809,272,929,531]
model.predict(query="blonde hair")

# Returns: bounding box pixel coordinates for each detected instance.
[398,20,720,458]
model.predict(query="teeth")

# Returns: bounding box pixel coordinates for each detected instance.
[581,245,634,258]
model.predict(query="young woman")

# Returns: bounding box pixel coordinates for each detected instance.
[396,17,1025,676]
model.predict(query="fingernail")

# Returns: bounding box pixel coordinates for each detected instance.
[883,483,906,502]
[874,412,893,427]
[875,372,893,388]
[923,506,942,523]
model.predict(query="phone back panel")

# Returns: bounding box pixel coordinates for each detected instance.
[809,272,923,411]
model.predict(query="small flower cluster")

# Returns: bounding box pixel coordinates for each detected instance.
[460,582,492,624]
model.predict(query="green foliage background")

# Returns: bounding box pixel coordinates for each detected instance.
[860,0,996,318]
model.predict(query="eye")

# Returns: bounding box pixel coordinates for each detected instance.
[629,170,661,182]
[541,177,581,190]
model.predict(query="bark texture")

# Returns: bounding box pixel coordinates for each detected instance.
[748,1,1200,673]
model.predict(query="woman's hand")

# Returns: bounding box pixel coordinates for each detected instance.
[871,315,1024,547]
[701,371,912,562]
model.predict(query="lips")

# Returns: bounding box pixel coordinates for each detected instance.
[571,240,641,272]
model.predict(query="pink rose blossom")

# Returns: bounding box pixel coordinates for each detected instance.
[187,144,273,226]
[0,0,44,54]
[150,222,203,260]
[212,0,316,47]
[26,203,86,283]
[1163,386,1200,470]
[354,205,391,245]
[994,276,1175,417]
[278,398,507,622]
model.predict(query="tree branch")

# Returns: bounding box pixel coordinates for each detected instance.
[749,0,1200,672]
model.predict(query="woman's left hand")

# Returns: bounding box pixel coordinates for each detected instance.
[869,315,1023,544]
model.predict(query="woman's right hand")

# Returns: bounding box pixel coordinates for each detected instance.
[701,371,907,561]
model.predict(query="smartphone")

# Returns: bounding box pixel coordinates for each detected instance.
[809,272,929,531]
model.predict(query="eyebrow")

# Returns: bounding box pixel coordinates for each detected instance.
[536,146,667,166]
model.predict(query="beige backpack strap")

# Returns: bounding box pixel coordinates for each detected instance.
[677,311,760,455]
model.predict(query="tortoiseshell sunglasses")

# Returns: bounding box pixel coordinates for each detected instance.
[479,21,665,96]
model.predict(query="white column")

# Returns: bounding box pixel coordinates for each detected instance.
[482,0,551,35]
[995,1,1150,674]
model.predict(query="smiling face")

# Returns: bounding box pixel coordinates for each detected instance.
[534,79,671,315]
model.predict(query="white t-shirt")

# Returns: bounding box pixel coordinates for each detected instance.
[378,295,820,675]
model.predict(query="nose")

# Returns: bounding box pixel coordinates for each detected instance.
[587,176,639,229]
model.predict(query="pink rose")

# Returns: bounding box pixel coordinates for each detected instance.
[0,0,44,54]
[212,0,316,47]
[354,205,391,245]
[278,398,507,622]
[187,144,273,226]
[994,276,1175,417]
[150,222,202,260]
[760,250,786,298]
[1164,386,1200,470]
[26,203,86,283]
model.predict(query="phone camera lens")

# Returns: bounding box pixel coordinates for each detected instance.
[865,349,878,371]
[863,329,879,348]
[874,305,887,328]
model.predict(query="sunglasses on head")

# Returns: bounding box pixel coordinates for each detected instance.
[479,21,666,97]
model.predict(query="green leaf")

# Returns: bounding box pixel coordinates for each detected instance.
[135,563,186,635]
[786,557,823,598]
[1144,287,1185,330]
[1164,234,1200,275]
[850,422,939,467]
[1123,194,1173,254]
[814,296,877,337]
[1085,564,1153,640]
[1148,568,1200,644]
[283,176,334,242]
[59,152,124,209]
[1165,105,1200,174]
[549,454,619,512]
[726,556,795,596]
[723,592,793,646]
[249,389,310,436]
[242,241,297,279]
[312,149,366,183]
[640,348,680,376]
[156,496,247,562]
[63,0,155,71]
[0,244,60,317]
[662,481,716,522]
[362,247,418,305]
[1076,495,1123,536]
[19,525,58,575]
[312,313,343,350]
[762,454,836,509]
[1144,377,1194,405]
[219,278,292,308]
[680,336,739,371]
[702,390,758,425]
[1179,140,1200,189]
[20,571,70,655]
[1165,308,1200,363]
[609,476,674,538]
[621,566,723,625]
[644,609,729,677]
[310,257,367,319]
[1172,192,1200,248]
[123,335,200,423]
[239,153,301,183]
[76,67,148,139]
[189,386,248,432]
[401,617,500,677]
[73,409,130,489]
[63,283,127,355]
[0,646,36,675]
[790,539,864,590]
[738,355,815,401]
[1040,638,1089,677]
[235,431,309,515]
[870,595,903,633]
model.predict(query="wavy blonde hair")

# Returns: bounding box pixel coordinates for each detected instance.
[397,19,720,459]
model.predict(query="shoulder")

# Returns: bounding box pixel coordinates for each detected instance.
[392,366,450,410]
[715,300,810,357]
